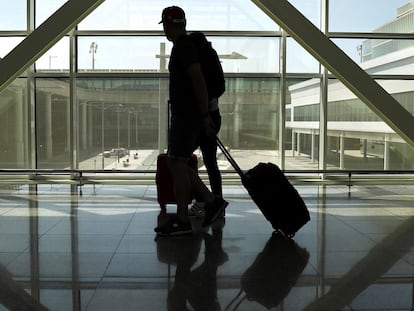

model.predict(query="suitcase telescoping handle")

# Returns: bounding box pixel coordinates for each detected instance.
[216,137,245,179]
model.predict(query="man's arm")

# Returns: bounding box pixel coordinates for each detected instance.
[187,62,209,118]
[187,63,217,136]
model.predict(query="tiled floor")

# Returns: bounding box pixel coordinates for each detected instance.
[0,183,413,311]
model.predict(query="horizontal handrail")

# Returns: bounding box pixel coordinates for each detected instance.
[1,168,414,175]
[0,169,413,187]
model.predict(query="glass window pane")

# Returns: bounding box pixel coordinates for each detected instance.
[76,77,283,171]
[79,0,278,31]
[288,0,320,28]
[77,36,278,73]
[334,38,414,75]
[0,80,30,168]
[0,1,26,30]
[286,78,320,169]
[285,76,414,170]
[332,38,364,65]
[360,38,414,71]
[219,77,280,170]
[76,78,164,170]
[77,37,168,71]
[287,38,320,73]
[0,37,25,59]
[326,79,387,170]
[36,79,70,169]
[329,0,410,32]
[288,76,395,170]
[35,37,70,71]
[216,37,279,73]
[36,0,67,27]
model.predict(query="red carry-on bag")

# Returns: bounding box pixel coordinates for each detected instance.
[156,99,199,212]
[155,153,198,211]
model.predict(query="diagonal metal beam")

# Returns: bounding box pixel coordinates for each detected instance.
[0,0,106,94]
[252,0,414,148]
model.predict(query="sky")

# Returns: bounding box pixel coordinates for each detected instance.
[0,0,411,72]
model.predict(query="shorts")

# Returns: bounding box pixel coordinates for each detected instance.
[168,114,201,161]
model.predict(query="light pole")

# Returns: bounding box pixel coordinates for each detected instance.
[89,42,98,69]
[127,110,131,155]
[135,110,138,152]
[101,102,105,169]
[117,104,120,163]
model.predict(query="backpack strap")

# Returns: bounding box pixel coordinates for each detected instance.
[188,31,209,48]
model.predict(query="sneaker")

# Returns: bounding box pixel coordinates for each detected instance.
[188,201,206,218]
[202,197,229,228]
[154,214,175,233]
[156,219,193,236]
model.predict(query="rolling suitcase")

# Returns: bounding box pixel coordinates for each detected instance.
[155,153,198,211]
[216,138,310,237]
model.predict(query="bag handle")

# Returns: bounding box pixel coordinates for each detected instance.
[216,137,244,178]
[224,288,247,311]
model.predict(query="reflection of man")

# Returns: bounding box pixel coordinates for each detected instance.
[156,220,227,310]
[156,6,228,236]
[155,234,202,311]
[188,220,228,310]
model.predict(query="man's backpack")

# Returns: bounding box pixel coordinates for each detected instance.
[189,31,225,100]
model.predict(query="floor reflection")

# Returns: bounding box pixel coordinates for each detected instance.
[304,216,414,311]
[0,184,413,310]
[156,218,228,311]
[0,263,48,310]
[227,231,309,310]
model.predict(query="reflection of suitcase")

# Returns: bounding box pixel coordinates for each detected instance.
[216,138,310,237]
[155,153,198,211]
[226,232,309,310]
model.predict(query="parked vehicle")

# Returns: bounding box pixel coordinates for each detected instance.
[100,148,129,158]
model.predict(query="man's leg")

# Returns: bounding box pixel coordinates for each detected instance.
[168,155,227,229]
[202,109,222,197]
[167,157,193,224]
[186,166,228,227]
[200,137,222,198]
[159,113,227,233]
[187,165,215,203]
[155,115,197,235]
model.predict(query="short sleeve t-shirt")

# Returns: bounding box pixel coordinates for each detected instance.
[168,34,199,117]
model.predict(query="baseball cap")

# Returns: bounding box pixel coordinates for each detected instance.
[159,6,186,24]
